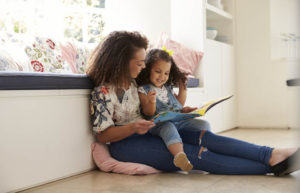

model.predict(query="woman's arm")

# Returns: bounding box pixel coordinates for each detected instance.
[175,80,187,106]
[138,91,156,116]
[97,119,155,143]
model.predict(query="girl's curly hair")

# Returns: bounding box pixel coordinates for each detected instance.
[86,31,148,88]
[136,49,187,88]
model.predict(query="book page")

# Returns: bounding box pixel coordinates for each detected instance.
[191,95,233,116]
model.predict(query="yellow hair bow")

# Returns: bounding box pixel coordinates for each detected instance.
[162,46,173,56]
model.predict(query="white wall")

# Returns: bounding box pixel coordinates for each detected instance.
[170,0,204,51]
[170,0,204,84]
[235,0,299,128]
[105,0,171,44]
[270,0,300,36]
[270,0,300,60]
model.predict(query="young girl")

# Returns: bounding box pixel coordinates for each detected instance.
[137,49,204,172]
[137,48,300,174]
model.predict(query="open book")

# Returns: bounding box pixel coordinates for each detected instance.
[152,95,233,124]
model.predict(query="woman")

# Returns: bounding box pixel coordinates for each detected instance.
[87,30,299,175]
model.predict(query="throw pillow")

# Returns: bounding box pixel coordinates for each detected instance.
[156,33,203,76]
[24,37,71,73]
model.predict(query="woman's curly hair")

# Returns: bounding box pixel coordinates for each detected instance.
[136,49,187,88]
[86,31,148,88]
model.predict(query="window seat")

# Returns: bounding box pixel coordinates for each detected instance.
[0,72,95,193]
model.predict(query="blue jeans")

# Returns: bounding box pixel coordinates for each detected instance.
[150,119,210,147]
[109,120,273,175]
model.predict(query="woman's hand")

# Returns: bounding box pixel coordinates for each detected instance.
[181,106,197,113]
[130,119,155,134]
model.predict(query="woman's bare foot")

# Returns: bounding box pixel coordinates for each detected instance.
[269,147,298,166]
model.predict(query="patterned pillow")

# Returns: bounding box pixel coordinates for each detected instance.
[156,33,203,76]
[1,33,92,74]
[24,37,71,73]
[72,40,93,74]
[0,49,19,71]
[0,32,32,72]
[0,45,32,72]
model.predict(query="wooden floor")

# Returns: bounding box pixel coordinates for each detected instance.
[19,128,300,193]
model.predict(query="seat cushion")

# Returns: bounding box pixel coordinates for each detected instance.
[0,71,93,90]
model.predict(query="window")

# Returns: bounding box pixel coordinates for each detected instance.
[0,0,106,44]
[62,0,106,43]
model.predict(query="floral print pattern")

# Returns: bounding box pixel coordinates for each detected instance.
[31,60,44,72]
[46,39,55,49]
[24,37,70,73]
[0,32,92,74]
[73,40,92,74]
[90,82,143,134]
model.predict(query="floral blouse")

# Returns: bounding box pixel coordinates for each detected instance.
[90,81,143,134]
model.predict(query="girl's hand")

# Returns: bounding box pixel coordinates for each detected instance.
[181,106,197,113]
[130,119,155,134]
[177,79,187,106]
[147,91,156,104]
[179,79,187,89]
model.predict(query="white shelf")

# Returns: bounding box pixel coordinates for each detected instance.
[187,87,205,93]
[206,38,233,46]
[173,87,205,93]
[206,3,233,21]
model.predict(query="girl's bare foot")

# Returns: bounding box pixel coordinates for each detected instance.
[269,147,298,166]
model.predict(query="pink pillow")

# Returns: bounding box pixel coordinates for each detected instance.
[59,39,91,74]
[156,33,203,76]
[59,41,78,73]
[91,142,161,175]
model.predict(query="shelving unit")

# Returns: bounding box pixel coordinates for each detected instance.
[206,3,233,20]
[202,0,237,132]
[170,0,237,132]
[205,0,235,45]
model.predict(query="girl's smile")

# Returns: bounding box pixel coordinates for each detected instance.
[150,60,171,88]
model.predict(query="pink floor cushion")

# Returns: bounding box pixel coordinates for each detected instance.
[91,142,161,175]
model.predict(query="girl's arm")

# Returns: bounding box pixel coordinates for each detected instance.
[138,91,157,116]
[175,80,187,106]
[97,119,155,143]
